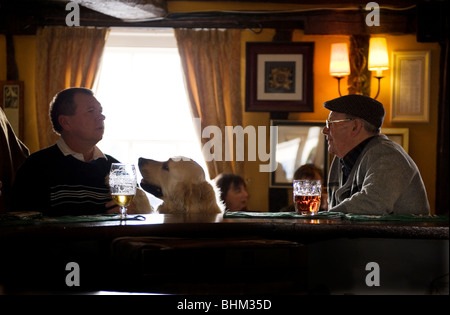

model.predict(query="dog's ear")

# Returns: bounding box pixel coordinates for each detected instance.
[186,182,222,214]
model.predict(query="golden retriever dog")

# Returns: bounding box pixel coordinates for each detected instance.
[138,157,223,214]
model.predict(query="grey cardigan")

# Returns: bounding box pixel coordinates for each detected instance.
[328,135,430,215]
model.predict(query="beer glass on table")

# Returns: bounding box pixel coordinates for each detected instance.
[293,179,321,215]
[109,163,137,219]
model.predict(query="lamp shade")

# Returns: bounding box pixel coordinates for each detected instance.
[368,37,389,76]
[329,43,350,76]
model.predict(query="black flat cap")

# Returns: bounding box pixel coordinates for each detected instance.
[324,94,385,129]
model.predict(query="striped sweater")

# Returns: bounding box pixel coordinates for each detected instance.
[12,144,119,216]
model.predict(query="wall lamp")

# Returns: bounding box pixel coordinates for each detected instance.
[368,37,389,99]
[329,43,350,96]
[329,37,389,99]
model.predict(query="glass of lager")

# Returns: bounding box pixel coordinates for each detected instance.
[109,163,137,219]
[293,179,321,215]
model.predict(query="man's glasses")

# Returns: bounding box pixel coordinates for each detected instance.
[325,118,354,129]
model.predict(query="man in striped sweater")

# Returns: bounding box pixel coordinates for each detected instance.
[12,87,150,216]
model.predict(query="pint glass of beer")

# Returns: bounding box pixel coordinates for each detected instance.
[293,179,321,215]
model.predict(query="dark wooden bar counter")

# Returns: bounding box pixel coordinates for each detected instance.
[0,213,448,294]
[1,213,448,241]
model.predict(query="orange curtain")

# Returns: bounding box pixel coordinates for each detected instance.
[175,29,243,179]
[35,26,109,149]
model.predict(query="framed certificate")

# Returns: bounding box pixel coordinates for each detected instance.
[391,51,430,122]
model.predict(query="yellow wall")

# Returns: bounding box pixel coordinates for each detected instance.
[0,36,4,80]
[240,29,440,213]
[0,28,440,213]
[0,35,39,153]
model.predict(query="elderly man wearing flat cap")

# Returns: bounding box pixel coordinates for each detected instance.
[322,94,430,215]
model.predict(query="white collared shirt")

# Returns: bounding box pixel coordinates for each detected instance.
[56,138,107,162]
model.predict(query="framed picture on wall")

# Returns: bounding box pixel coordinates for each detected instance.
[0,80,24,139]
[391,50,430,122]
[381,128,409,153]
[245,42,314,112]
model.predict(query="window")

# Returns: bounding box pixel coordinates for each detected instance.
[94,28,207,208]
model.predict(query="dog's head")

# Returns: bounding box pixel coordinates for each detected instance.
[138,157,205,196]
[138,157,222,214]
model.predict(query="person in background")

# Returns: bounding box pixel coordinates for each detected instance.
[215,173,249,212]
[322,94,430,215]
[0,107,29,213]
[12,87,151,216]
[293,163,323,182]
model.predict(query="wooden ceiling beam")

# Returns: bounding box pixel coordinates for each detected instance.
[304,9,416,35]
[0,0,416,35]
